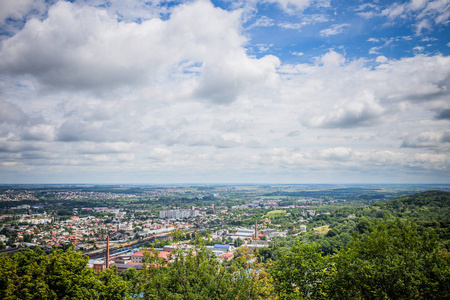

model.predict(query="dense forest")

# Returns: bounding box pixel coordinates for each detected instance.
[0,191,449,299]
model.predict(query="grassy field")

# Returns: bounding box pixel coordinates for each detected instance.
[314,225,330,234]
[266,210,287,217]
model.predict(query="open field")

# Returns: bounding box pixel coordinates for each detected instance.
[265,210,287,217]
[314,225,330,234]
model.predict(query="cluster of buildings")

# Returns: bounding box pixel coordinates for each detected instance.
[46,191,138,200]
[0,190,38,201]
[90,241,236,274]
[0,210,179,249]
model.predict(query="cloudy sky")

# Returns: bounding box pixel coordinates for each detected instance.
[0,0,449,184]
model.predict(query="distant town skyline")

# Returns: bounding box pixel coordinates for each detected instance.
[0,0,449,184]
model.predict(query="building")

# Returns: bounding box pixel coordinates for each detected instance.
[92,261,107,272]
[131,250,172,263]
[113,263,144,273]
[213,244,232,253]
[159,209,199,219]
[234,229,255,238]
[220,253,234,261]
[247,239,271,250]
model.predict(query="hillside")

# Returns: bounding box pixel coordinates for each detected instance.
[372,190,449,211]
[368,190,449,221]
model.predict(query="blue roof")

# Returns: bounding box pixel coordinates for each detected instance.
[214,244,231,248]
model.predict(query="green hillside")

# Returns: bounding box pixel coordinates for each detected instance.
[371,190,450,219]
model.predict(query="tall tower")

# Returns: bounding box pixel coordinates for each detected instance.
[106,235,110,269]
[254,221,258,239]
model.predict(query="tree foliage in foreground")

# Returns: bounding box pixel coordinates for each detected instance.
[0,247,128,300]
[141,238,273,300]
[271,219,450,300]
[328,219,450,300]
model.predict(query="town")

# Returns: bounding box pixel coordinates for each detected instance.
[1,184,447,273]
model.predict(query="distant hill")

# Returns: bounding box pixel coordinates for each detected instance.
[370,190,449,218]
[367,190,450,246]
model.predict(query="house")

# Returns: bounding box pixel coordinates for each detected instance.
[220,253,234,261]
[131,250,171,263]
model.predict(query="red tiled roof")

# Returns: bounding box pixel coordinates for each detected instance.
[132,250,172,260]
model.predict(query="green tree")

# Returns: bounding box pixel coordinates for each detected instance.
[327,219,450,300]
[271,241,330,299]
[355,217,370,234]
[4,247,52,300]
[97,268,130,300]
[234,237,243,247]
[0,247,129,300]
[142,241,273,299]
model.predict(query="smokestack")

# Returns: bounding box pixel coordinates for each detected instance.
[106,235,110,269]
[254,221,257,239]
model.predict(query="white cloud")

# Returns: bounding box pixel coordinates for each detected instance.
[401,131,450,148]
[0,0,43,24]
[382,3,406,20]
[353,0,450,35]
[0,1,449,183]
[264,0,311,14]
[278,22,303,30]
[369,46,382,55]
[21,125,55,142]
[320,23,349,36]
[301,91,385,128]
[320,147,353,161]
[375,55,389,63]
[0,1,279,104]
[247,16,274,29]
[416,18,432,34]
[413,45,425,53]
[408,0,428,11]
[256,43,274,52]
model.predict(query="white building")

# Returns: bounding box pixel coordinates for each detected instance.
[159,209,199,219]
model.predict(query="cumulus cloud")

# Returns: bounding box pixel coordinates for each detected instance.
[401,131,450,148]
[21,124,55,142]
[320,147,353,161]
[302,93,385,128]
[0,0,48,25]
[278,51,450,131]
[194,54,280,104]
[0,0,449,183]
[0,0,279,104]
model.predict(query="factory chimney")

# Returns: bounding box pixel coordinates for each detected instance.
[106,235,110,269]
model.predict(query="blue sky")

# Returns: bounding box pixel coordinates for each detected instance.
[0,0,449,184]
